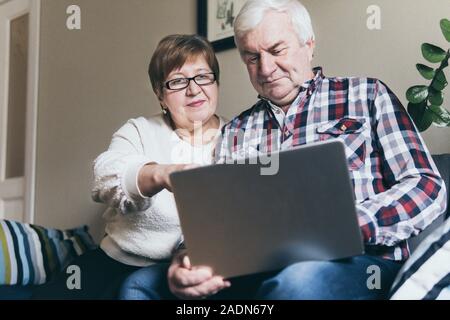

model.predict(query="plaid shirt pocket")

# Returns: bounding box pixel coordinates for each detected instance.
[316,117,368,171]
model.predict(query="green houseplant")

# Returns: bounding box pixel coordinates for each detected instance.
[406,18,450,132]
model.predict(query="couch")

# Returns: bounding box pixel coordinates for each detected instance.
[389,154,450,299]
[0,224,97,299]
[408,154,450,253]
[1,155,449,300]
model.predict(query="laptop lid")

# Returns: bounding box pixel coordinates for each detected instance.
[170,140,364,278]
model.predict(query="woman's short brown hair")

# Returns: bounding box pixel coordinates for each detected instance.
[149,34,220,99]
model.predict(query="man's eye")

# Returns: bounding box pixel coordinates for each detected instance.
[196,74,209,80]
[273,48,286,55]
[248,56,259,64]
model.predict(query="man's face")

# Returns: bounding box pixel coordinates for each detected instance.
[236,11,315,107]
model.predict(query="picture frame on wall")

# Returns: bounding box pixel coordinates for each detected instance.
[197,0,246,52]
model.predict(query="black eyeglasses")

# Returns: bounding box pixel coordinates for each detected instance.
[165,72,216,90]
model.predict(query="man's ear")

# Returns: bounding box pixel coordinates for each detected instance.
[235,36,249,63]
[306,39,315,62]
[237,46,246,62]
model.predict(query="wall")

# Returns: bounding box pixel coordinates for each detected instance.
[35,0,450,241]
[302,0,450,154]
[35,0,197,241]
[216,0,450,153]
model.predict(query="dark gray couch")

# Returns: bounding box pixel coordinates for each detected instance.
[408,154,450,252]
[1,155,449,300]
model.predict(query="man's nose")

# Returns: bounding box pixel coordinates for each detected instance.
[186,79,201,96]
[259,53,277,78]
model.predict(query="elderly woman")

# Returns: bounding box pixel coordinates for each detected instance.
[33,34,228,299]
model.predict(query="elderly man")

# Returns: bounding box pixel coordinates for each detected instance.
[167,0,447,300]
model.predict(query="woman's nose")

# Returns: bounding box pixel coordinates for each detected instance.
[186,79,201,96]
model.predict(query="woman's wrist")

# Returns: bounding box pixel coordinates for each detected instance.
[137,162,163,197]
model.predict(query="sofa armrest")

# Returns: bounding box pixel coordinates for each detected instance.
[408,154,449,253]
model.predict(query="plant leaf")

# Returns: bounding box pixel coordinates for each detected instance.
[429,105,450,127]
[432,70,448,91]
[440,18,450,42]
[422,43,447,63]
[416,64,435,80]
[407,102,426,121]
[428,88,444,106]
[406,85,429,103]
[407,102,433,131]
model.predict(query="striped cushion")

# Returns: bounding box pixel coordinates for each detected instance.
[0,220,97,285]
[390,216,450,300]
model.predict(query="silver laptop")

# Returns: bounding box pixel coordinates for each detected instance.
[170,139,364,279]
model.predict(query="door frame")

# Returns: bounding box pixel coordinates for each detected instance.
[0,0,40,222]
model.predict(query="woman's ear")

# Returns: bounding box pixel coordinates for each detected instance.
[156,90,163,102]
[157,89,169,115]
[159,102,168,115]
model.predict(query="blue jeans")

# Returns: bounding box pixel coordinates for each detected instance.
[118,262,172,300]
[119,255,402,300]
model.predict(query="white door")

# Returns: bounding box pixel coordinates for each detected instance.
[0,0,39,223]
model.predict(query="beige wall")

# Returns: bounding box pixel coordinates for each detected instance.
[303,0,450,154]
[35,0,197,241]
[216,0,450,152]
[35,0,450,240]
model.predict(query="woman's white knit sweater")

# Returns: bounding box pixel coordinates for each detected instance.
[92,114,225,266]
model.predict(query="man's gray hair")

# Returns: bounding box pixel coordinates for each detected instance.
[234,0,315,46]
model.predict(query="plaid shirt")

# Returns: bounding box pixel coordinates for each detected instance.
[215,67,447,261]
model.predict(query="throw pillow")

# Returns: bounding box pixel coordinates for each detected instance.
[390,216,450,299]
[0,219,97,285]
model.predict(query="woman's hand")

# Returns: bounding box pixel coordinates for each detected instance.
[138,163,197,197]
[167,250,231,300]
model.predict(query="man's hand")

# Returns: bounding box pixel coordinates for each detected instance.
[168,250,231,300]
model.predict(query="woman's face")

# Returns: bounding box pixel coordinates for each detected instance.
[160,55,218,131]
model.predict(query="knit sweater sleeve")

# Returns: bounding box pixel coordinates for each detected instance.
[92,118,154,214]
